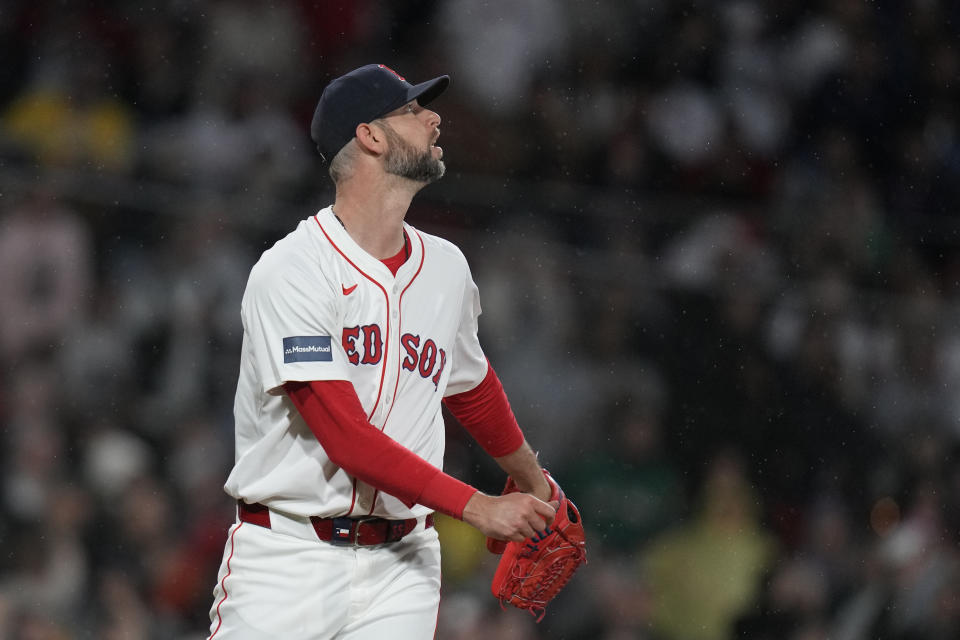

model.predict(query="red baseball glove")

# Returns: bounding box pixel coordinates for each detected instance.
[488,471,587,621]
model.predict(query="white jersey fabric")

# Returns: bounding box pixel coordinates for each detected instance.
[224,207,488,520]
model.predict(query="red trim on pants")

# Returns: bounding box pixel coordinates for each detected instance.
[208,523,242,639]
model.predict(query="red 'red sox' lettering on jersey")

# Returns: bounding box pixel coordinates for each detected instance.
[344,324,447,389]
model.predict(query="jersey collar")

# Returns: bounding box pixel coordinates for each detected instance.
[315,207,424,288]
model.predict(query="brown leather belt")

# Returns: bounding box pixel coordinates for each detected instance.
[237,500,433,546]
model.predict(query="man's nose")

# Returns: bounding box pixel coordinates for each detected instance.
[423,108,441,129]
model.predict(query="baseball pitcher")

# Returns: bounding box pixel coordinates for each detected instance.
[206,64,584,640]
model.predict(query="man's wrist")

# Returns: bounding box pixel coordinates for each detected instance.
[461,490,489,525]
[519,472,552,502]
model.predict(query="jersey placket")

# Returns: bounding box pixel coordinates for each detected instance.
[372,281,402,427]
[374,229,425,435]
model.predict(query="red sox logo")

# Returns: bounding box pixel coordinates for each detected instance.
[342,324,446,389]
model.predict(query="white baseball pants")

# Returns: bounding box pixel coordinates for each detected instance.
[207,515,441,639]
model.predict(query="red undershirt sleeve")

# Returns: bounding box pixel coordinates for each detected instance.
[442,362,525,458]
[284,379,477,519]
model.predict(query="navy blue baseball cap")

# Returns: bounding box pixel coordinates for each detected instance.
[310,64,450,163]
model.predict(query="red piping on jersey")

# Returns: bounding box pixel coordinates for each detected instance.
[368,229,426,515]
[208,522,242,639]
[346,478,359,516]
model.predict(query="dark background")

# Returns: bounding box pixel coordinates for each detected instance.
[0,1,958,638]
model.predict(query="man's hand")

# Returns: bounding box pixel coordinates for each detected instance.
[461,492,558,542]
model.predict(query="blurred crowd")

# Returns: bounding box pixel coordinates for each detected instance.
[0,1,958,639]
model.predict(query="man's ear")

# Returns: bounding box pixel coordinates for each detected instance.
[355,123,385,155]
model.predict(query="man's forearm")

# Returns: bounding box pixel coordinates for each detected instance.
[493,439,552,501]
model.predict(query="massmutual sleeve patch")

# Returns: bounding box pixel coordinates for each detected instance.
[283,336,334,363]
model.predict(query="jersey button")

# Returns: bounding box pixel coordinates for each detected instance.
[391,310,398,319]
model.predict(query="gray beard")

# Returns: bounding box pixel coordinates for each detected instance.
[382,129,446,184]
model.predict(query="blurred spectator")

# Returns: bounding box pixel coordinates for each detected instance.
[642,450,776,640]
[0,484,90,630]
[646,80,725,172]
[195,0,305,108]
[438,0,570,116]
[1,363,67,521]
[92,568,151,640]
[832,482,960,639]
[0,190,93,367]
[122,7,199,124]
[57,289,138,423]
[734,495,860,639]
[1,20,134,172]
[717,1,792,160]
[565,392,682,550]
[79,419,153,503]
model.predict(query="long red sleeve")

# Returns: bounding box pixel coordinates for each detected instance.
[442,363,525,458]
[284,379,477,519]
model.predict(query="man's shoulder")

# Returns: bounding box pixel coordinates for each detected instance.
[249,215,327,286]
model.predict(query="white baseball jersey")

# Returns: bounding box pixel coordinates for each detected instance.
[223,207,488,520]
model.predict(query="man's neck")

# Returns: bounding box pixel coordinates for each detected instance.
[332,175,419,259]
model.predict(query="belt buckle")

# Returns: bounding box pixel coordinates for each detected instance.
[330,517,357,545]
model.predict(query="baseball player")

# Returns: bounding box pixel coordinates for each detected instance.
[206,64,557,639]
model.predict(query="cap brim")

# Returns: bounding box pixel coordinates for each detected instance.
[408,75,449,108]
